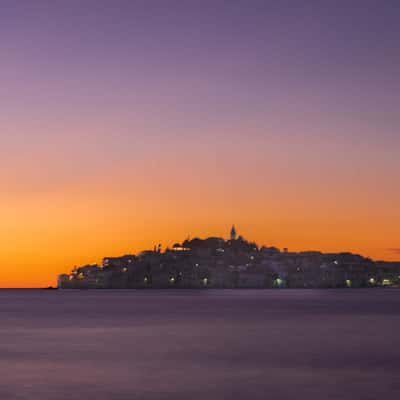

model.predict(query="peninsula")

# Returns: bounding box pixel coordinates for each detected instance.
[58,226,400,289]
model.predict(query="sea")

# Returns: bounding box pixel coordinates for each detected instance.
[0,289,399,399]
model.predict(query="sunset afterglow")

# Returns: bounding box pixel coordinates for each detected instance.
[1,1,399,287]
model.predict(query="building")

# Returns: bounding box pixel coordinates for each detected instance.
[230,225,237,241]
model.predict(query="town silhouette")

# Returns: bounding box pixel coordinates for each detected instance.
[59,226,400,289]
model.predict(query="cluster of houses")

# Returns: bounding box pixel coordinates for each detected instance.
[58,227,400,289]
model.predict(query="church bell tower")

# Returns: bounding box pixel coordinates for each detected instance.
[230,225,237,241]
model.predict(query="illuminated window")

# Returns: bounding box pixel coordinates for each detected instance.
[275,278,283,287]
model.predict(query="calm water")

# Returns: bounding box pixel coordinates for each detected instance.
[0,289,399,399]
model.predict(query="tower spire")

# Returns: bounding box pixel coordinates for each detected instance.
[230,225,237,241]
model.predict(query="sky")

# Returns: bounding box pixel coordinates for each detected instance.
[1,0,399,287]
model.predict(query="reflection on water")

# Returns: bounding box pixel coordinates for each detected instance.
[0,289,399,399]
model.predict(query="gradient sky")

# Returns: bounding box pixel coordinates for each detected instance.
[1,0,400,287]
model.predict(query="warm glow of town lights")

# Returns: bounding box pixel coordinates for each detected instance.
[57,226,400,290]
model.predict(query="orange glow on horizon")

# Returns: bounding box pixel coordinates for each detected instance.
[1,164,399,288]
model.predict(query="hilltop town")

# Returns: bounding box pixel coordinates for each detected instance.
[58,226,400,289]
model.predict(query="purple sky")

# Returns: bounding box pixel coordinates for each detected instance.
[2,2,398,180]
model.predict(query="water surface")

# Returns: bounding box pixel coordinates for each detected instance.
[0,289,399,399]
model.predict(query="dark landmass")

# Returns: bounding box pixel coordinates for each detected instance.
[58,227,400,289]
